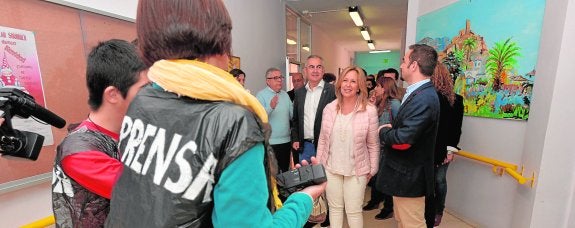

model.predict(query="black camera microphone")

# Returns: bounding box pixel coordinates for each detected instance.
[0,88,66,128]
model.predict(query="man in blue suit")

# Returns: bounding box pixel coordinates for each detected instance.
[376,44,440,228]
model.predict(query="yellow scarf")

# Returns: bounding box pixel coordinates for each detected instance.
[148,59,282,209]
[148,59,267,123]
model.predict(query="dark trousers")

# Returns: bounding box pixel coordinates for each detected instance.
[271,142,292,173]
[368,175,394,212]
[434,163,449,214]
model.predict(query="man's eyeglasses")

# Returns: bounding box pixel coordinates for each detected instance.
[307,65,323,70]
[267,76,283,81]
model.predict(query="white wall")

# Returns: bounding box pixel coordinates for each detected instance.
[223,0,286,93]
[514,0,575,227]
[0,0,288,225]
[311,26,352,77]
[407,0,575,227]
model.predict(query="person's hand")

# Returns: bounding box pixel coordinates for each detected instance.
[443,153,455,165]
[374,85,383,97]
[296,157,327,200]
[368,92,377,104]
[292,141,300,151]
[366,173,373,182]
[270,94,279,109]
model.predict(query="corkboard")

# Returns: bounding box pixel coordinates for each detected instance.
[0,0,136,184]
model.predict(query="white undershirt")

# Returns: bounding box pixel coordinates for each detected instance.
[303,80,325,140]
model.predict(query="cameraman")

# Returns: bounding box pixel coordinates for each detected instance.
[51,39,148,227]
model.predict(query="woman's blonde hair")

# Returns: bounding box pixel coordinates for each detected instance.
[335,66,369,112]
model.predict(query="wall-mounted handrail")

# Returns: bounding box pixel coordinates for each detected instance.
[20,215,54,228]
[455,150,535,187]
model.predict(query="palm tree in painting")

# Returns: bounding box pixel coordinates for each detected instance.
[463,37,477,63]
[485,38,521,91]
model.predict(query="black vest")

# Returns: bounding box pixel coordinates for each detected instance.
[106,86,268,227]
[52,121,119,228]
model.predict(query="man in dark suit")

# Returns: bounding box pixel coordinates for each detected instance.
[376,44,440,228]
[292,55,335,228]
[291,55,336,164]
[287,72,304,101]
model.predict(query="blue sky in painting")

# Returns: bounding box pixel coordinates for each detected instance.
[416,0,545,74]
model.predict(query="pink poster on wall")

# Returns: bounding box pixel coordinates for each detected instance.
[1,25,53,145]
[0,26,46,106]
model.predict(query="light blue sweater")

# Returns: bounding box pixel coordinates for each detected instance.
[256,87,293,145]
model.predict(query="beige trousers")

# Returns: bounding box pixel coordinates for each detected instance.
[325,170,368,228]
[393,196,426,228]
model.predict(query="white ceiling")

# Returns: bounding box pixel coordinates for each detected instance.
[285,0,408,53]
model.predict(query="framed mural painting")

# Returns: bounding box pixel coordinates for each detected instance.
[228,55,240,71]
[416,0,546,120]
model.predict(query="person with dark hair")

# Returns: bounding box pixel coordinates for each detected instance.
[367,74,376,81]
[288,72,305,101]
[429,62,464,227]
[316,66,379,228]
[382,68,400,81]
[364,77,403,220]
[106,1,325,227]
[376,44,440,228]
[229,68,246,87]
[52,39,148,227]
[323,72,336,84]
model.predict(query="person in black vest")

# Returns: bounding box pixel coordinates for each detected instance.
[105,1,325,227]
[52,39,148,227]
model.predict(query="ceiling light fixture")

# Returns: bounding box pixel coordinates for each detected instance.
[302,45,310,52]
[360,27,371,41]
[367,40,375,50]
[369,50,391,53]
[348,6,364,26]
[286,38,297,45]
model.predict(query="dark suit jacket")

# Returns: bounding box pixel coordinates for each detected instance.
[287,89,295,101]
[376,81,439,197]
[291,83,336,149]
[434,94,464,166]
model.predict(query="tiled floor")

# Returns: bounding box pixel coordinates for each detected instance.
[315,187,476,228]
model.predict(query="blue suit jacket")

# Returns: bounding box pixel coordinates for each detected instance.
[376,81,439,197]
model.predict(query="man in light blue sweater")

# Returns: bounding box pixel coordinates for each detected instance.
[256,67,293,172]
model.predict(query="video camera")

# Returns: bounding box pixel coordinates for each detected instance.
[0,87,66,160]
[276,164,327,197]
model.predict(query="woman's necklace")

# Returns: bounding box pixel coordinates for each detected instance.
[338,100,358,142]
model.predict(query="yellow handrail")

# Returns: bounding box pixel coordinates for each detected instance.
[19,150,535,227]
[20,215,54,228]
[455,150,535,187]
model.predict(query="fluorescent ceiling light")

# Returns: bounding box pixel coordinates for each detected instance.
[302,46,310,52]
[367,40,375,50]
[348,6,364,26]
[360,27,371,40]
[286,38,296,45]
[369,50,391,53]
